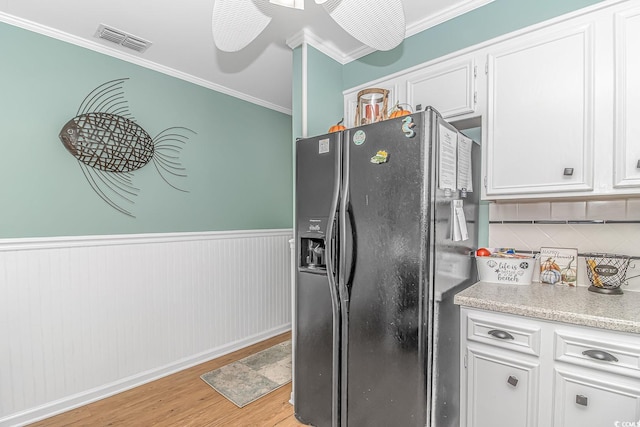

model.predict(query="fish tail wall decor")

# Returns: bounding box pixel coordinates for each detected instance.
[59,78,196,217]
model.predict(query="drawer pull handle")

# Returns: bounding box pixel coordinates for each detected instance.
[507,375,518,387]
[582,349,618,363]
[576,394,588,406]
[563,167,574,176]
[488,329,514,340]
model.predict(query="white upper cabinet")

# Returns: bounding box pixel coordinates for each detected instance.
[343,53,479,127]
[614,6,640,188]
[405,58,477,119]
[343,0,640,200]
[482,1,640,200]
[484,23,596,198]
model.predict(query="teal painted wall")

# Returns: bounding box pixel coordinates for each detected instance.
[342,0,605,90]
[0,22,293,238]
[306,46,344,138]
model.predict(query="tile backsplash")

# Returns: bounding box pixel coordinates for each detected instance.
[488,199,640,293]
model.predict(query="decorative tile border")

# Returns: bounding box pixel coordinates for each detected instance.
[488,198,640,222]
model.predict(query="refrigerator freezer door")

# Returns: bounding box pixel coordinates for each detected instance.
[341,113,430,426]
[295,272,334,427]
[294,133,341,427]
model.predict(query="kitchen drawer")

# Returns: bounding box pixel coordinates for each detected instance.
[466,310,541,356]
[554,328,640,378]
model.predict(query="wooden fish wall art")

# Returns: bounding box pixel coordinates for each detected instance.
[59,78,195,218]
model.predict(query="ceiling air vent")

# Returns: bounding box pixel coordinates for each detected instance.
[94,24,152,53]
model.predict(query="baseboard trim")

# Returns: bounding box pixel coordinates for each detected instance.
[3,324,291,427]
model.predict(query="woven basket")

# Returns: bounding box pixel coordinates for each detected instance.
[584,253,630,294]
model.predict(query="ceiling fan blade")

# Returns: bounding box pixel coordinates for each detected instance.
[212,0,272,52]
[322,0,406,51]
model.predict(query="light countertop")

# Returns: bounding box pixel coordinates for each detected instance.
[454,281,640,334]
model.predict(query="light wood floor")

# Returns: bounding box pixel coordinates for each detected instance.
[29,332,307,427]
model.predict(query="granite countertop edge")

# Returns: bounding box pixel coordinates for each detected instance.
[454,281,640,334]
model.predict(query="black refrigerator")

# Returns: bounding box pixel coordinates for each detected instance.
[294,107,480,427]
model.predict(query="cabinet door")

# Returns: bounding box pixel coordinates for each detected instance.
[465,346,540,427]
[614,7,640,188]
[485,24,596,198]
[553,367,640,427]
[406,58,476,118]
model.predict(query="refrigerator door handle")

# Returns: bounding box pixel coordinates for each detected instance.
[325,134,342,427]
[345,206,357,289]
[338,208,354,427]
[339,148,356,303]
[338,135,352,427]
[338,140,350,298]
[325,152,341,289]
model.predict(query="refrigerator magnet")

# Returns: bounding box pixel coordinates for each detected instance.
[318,138,330,154]
[402,116,416,138]
[370,150,389,164]
[353,130,366,145]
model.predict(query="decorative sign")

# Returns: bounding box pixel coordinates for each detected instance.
[539,247,578,286]
[490,259,529,282]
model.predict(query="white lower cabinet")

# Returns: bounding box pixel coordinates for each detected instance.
[466,347,539,427]
[553,367,640,426]
[460,307,640,427]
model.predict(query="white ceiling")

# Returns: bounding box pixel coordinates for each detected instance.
[0,0,491,114]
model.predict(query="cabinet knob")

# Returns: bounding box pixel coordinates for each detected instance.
[636,159,640,169]
[576,394,588,406]
[488,329,515,340]
[563,167,574,176]
[507,375,519,387]
[582,349,618,363]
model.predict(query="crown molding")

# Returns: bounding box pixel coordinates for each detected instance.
[406,0,496,38]
[288,0,497,63]
[286,28,352,64]
[0,12,292,115]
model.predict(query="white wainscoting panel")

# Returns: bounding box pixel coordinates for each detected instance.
[0,229,293,426]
